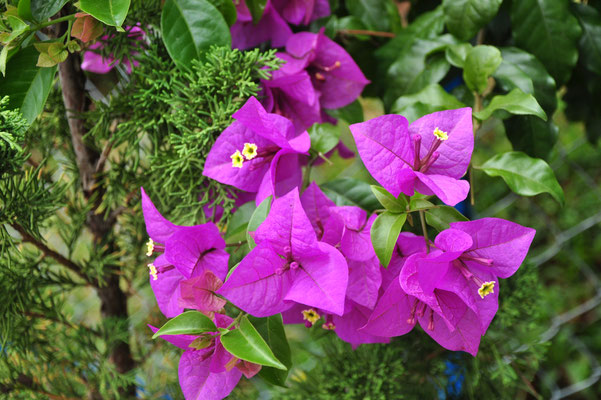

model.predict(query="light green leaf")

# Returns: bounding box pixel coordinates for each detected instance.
[161,0,231,69]
[425,206,468,232]
[225,202,255,241]
[246,196,271,249]
[474,88,546,121]
[17,0,33,21]
[391,83,466,122]
[248,315,291,387]
[371,185,406,213]
[442,0,503,41]
[463,45,502,94]
[152,311,217,338]
[80,0,131,27]
[309,123,340,155]
[220,316,287,370]
[511,0,581,85]
[0,46,56,124]
[370,212,407,267]
[322,178,380,212]
[30,0,68,20]
[0,46,9,76]
[409,198,435,212]
[476,151,564,206]
[445,43,472,68]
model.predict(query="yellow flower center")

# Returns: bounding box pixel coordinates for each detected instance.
[146,238,154,257]
[433,127,449,141]
[148,263,158,280]
[231,150,244,168]
[302,309,321,324]
[478,281,495,299]
[242,143,258,160]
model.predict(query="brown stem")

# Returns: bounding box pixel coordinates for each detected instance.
[338,29,395,38]
[12,224,90,284]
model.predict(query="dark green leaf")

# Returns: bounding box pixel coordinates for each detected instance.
[246,0,268,23]
[247,196,271,249]
[325,99,363,124]
[503,115,559,160]
[474,89,546,121]
[0,46,56,124]
[442,0,503,41]
[476,151,564,206]
[572,4,601,75]
[494,47,557,114]
[425,206,468,232]
[152,311,217,338]
[309,123,340,154]
[225,202,255,241]
[370,212,407,267]
[248,315,291,387]
[346,0,401,32]
[17,0,33,21]
[371,186,406,213]
[391,84,466,123]
[161,0,231,69]
[511,0,581,85]
[207,0,237,27]
[30,0,68,20]
[463,45,502,94]
[220,316,287,370]
[80,0,131,27]
[322,178,380,212]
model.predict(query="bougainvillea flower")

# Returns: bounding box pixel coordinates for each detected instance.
[218,188,348,317]
[142,188,229,317]
[300,181,336,240]
[231,0,292,50]
[362,219,535,356]
[350,108,473,206]
[203,97,310,203]
[179,270,227,316]
[150,314,261,400]
[81,25,145,74]
[272,0,331,25]
[261,66,322,134]
[281,29,370,110]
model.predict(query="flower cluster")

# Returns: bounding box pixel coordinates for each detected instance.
[140,3,536,400]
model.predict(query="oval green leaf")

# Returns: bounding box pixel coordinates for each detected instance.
[442,0,503,41]
[370,212,407,267]
[322,178,380,212]
[80,0,131,27]
[474,88,546,121]
[476,151,564,206]
[151,310,217,338]
[161,0,231,69]
[370,185,406,213]
[425,206,468,232]
[30,0,68,21]
[0,46,56,125]
[463,45,502,94]
[220,316,287,370]
[248,314,292,387]
[246,195,271,249]
[308,123,340,155]
[207,0,237,27]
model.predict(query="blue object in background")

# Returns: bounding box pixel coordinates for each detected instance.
[437,353,466,399]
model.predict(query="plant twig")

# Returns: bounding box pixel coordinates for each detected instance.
[338,29,395,38]
[418,210,430,252]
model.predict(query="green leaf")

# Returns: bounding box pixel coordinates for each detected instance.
[463,45,502,94]
[346,0,401,32]
[246,196,271,249]
[225,202,255,241]
[572,4,601,75]
[220,316,287,370]
[474,89,546,121]
[391,84,466,123]
[152,311,217,338]
[321,178,380,212]
[161,0,231,69]
[409,198,435,212]
[0,46,9,77]
[207,0,237,27]
[246,0,267,23]
[476,151,564,206]
[511,0,581,85]
[30,0,68,20]
[80,0,131,27]
[325,99,363,124]
[370,212,407,267]
[17,0,33,21]
[442,0,503,41]
[248,315,291,387]
[0,46,56,124]
[308,123,340,155]
[445,43,472,68]
[225,262,240,282]
[370,186,406,213]
[425,206,468,232]
[503,115,559,160]
[494,47,557,114]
